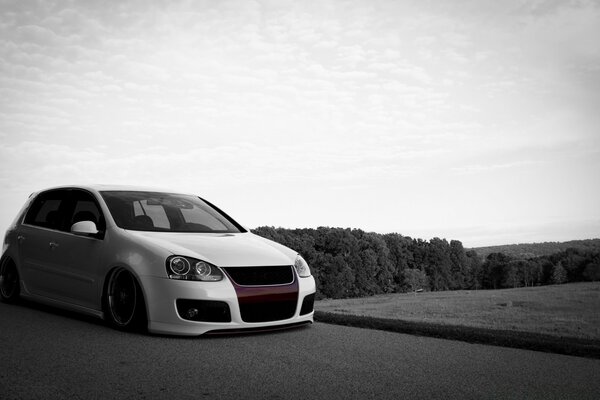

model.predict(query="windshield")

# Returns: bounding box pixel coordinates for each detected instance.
[100,191,244,233]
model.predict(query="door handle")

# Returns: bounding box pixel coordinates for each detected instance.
[17,235,25,243]
[49,242,59,249]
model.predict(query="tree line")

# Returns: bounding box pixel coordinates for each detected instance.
[252,226,600,299]
[473,238,600,259]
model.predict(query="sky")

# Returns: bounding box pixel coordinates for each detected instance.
[1,0,599,247]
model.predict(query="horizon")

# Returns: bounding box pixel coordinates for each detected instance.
[1,0,599,248]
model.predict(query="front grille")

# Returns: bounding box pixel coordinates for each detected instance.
[176,299,231,322]
[239,300,297,323]
[223,265,294,286]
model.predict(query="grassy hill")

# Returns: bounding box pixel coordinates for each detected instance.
[472,238,600,259]
[315,282,600,358]
[316,282,600,341]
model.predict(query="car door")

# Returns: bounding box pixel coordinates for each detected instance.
[53,189,107,310]
[18,189,106,310]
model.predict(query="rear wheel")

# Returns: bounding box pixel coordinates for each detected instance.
[0,258,20,303]
[105,268,147,332]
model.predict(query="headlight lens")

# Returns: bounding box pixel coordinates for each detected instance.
[170,256,190,276]
[166,256,223,281]
[294,255,311,278]
[195,261,212,278]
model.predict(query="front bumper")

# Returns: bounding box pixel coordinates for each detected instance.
[138,273,316,336]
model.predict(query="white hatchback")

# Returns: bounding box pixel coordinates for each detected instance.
[0,185,316,335]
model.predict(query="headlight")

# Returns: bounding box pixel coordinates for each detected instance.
[166,256,223,281]
[294,254,311,278]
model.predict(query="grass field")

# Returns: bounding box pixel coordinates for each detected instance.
[316,282,600,340]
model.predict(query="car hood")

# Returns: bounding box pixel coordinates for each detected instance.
[126,231,295,267]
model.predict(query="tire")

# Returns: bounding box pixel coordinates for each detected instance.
[0,258,20,303]
[104,268,147,332]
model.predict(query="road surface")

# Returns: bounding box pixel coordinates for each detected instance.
[1,301,599,399]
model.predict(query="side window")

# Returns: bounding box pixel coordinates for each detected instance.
[23,191,67,230]
[68,191,105,232]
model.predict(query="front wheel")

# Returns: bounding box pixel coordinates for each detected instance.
[0,258,20,303]
[104,268,147,332]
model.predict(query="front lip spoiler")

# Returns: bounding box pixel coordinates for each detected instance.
[204,321,312,336]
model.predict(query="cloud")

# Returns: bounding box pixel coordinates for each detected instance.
[451,160,541,175]
[15,24,60,46]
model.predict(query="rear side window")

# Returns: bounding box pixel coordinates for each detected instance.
[23,191,67,230]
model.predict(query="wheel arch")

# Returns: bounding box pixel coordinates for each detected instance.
[1,248,21,274]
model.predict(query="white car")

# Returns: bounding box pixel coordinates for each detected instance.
[0,185,316,335]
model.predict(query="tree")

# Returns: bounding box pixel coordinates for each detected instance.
[465,250,483,289]
[449,240,469,289]
[560,248,586,281]
[582,263,600,281]
[519,259,542,287]
[529,259,544,286]
[503,261,520,288]
[482,252,512,289]
[362,232,395,293]
[426,238,453,291]
[402,268,428,294]
[383,233,412,288]
[317,253,355,299]
[551,263,567,284]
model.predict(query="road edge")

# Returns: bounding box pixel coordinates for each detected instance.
[314,311,600,359]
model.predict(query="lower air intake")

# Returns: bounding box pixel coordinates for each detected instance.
[176,299,231,322]
[239,300,297,323]
[300,293,315,315]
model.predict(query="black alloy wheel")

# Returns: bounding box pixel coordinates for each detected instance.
[0,258,20,303]
[106,268,146,331]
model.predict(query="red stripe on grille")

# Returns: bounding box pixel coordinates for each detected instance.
[224,269,299,322]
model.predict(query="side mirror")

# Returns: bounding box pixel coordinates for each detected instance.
[71,220,100,237]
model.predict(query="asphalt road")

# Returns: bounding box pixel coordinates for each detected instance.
[1,301,599,400]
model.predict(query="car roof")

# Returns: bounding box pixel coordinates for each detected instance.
[35,184,195,196]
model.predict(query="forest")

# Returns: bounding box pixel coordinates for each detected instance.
[252,226,600,299]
